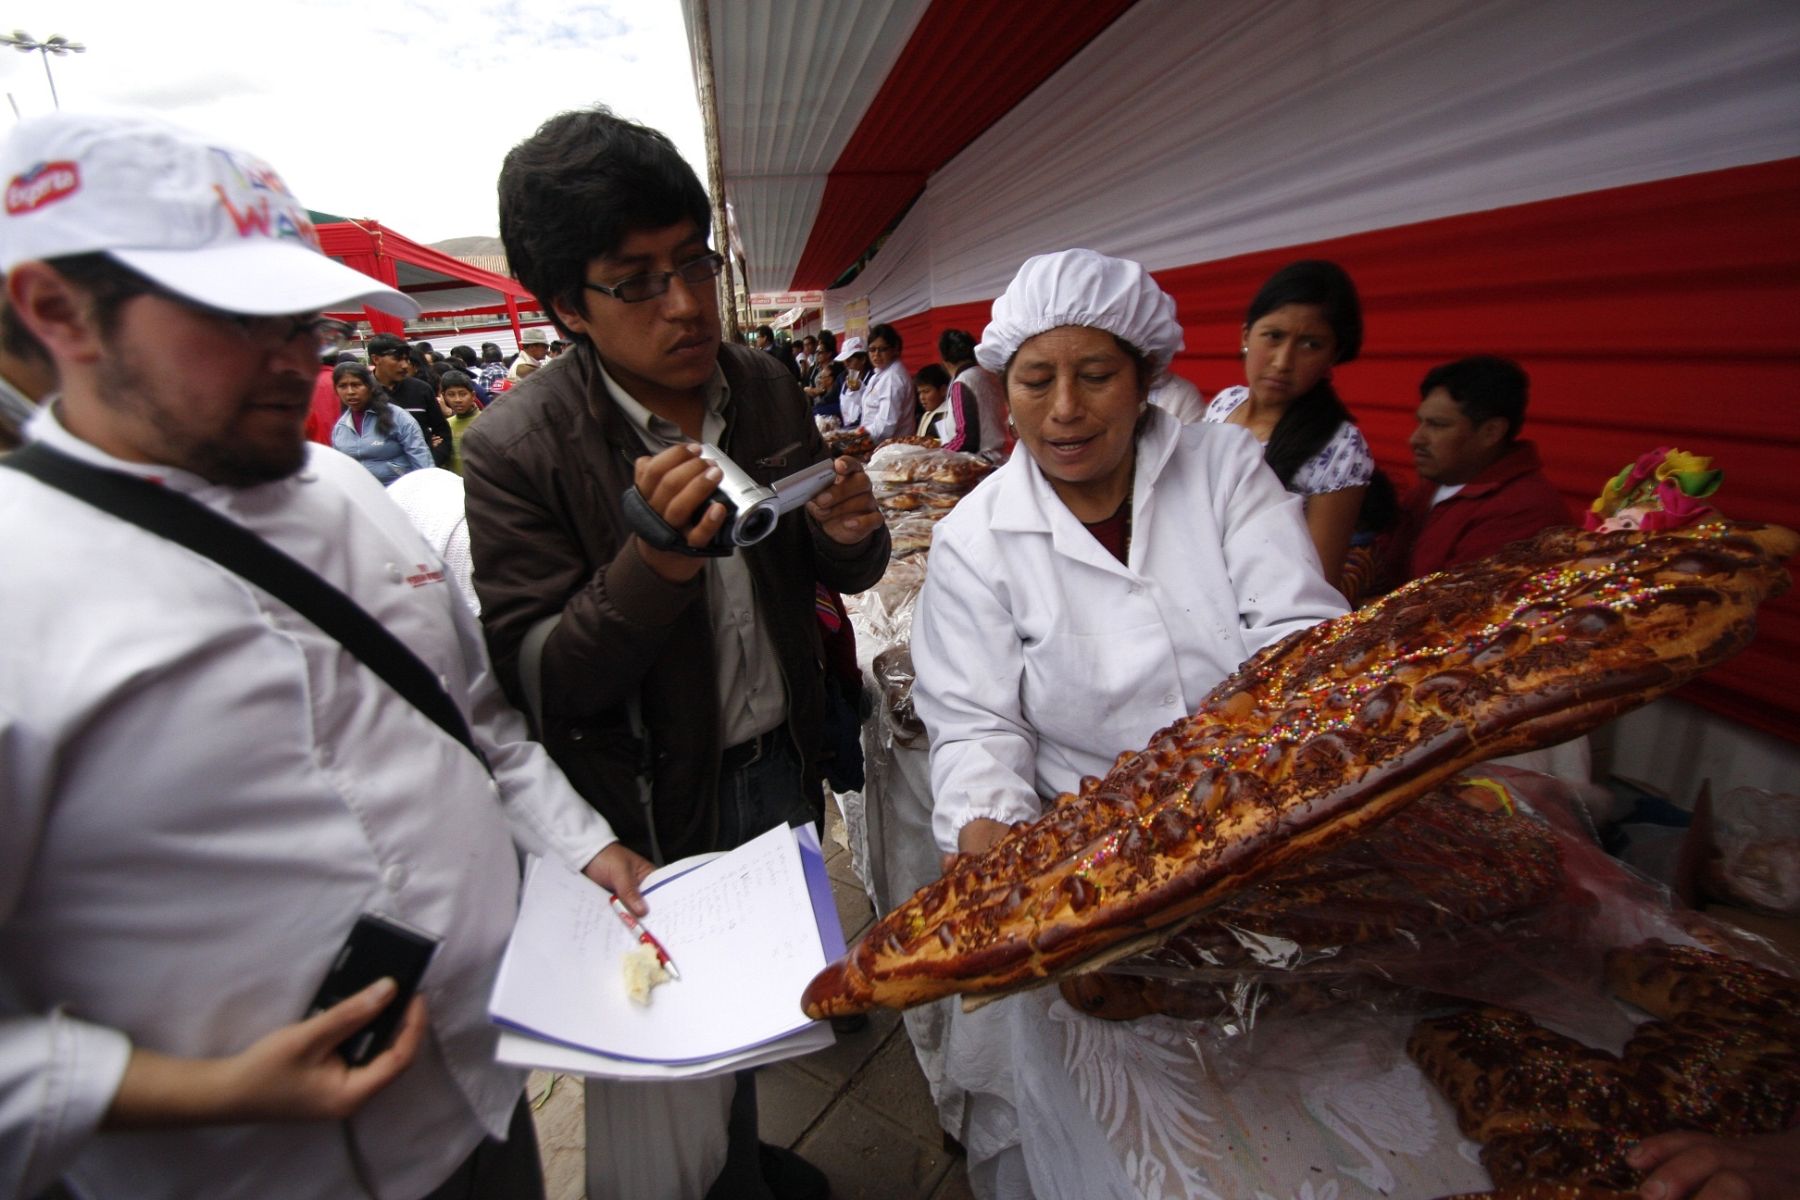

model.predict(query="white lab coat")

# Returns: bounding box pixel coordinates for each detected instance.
[856,358,914,445]
[912,406,1347,852]
[1148,373,1207,424]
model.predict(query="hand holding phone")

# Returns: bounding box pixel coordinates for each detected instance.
[306,913,439,1066]
[106,978,430,1128]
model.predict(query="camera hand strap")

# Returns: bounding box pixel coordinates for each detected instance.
[621,484,732,557]
[4,442,491,776]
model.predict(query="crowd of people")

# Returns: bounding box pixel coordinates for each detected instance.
[291,326,573,485]
[0,103,1788,1200]
[747,269,1569,611]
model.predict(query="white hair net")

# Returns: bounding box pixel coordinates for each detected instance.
[974,248,1184,376]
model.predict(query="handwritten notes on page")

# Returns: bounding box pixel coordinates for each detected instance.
[490,823,838,1066]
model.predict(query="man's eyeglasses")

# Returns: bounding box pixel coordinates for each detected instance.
[137,279,353,356]
[243,314,353,356]
[583,252,724,304]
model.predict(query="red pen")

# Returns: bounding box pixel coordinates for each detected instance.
[610,894,681,981]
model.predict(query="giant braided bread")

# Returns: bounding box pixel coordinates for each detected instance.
[801,522,1798,1017]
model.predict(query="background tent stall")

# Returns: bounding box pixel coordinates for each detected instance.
[686,0,1800,778]
[314,217,542,341]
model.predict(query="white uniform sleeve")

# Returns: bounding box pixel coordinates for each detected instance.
[445,593,619,872]
[1149,375,1207,424]
[0,706,134,1197]
[859,369,908,445]
[910,524,1046,853]
[1211,431,1350,651]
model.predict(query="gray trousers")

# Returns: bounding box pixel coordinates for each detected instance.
[586,737,816,1200]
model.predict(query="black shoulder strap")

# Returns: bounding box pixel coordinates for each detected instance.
[3,442,490,775]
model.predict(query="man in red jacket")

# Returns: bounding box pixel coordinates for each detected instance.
[1378,355,1570,590]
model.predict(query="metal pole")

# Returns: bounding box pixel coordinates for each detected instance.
[40,50,58,110]
[689,0,740,344]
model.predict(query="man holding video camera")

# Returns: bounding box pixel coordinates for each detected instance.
[460,107,888,1199]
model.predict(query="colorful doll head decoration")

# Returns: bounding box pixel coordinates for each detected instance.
[1586,448,1723,533]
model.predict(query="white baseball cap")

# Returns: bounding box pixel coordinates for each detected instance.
[0,111,419,318]
[834,336,866,362]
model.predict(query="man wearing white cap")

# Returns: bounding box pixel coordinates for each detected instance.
[511,325,551,374]
[0,111,653,1199]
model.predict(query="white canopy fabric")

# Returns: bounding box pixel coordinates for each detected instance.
[683,0,930,291]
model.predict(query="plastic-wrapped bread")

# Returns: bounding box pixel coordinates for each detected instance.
[801,522,1799,1018]
[1408,942,1800,1191]
[1407,1006,1656,1143]
[1060,783,1565,1022]
[1605,940,1800,1035]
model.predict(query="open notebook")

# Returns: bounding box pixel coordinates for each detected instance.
[490,822,844,1078]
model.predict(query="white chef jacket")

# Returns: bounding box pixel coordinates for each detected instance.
[838,372,863,427]
[0,409,617,1200]
[855,359,914,445]
[912,406,1348,852]
[953,364,1009,460]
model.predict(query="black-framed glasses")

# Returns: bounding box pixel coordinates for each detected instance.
[582,252,724,304]
[136,278,353,356]
[240,314,352,356]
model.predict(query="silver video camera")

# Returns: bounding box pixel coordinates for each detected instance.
[622,443,839,557]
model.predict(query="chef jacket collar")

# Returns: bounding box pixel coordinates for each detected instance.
[985,404,1181,576]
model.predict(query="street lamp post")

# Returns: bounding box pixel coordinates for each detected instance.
[2,32,86,111]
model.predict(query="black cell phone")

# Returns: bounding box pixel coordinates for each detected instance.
[306,912,440,1066]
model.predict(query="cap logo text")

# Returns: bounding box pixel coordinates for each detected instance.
[5,161,81,215]
[208,147,321,249]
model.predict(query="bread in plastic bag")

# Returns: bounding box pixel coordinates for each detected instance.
[1705,786,1800,914]
[1059,766,1799,1056]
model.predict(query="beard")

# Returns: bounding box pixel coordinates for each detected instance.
[95,347,312,487]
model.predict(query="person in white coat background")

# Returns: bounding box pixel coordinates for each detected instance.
[912,246,1347,858]
[850,323,914,446]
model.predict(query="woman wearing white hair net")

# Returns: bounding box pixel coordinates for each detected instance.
[905,251,1346,1195]
[913,248,1346,860]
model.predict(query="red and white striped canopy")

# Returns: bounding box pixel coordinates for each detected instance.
[681,0,1134,293]
[689,0,1800,744]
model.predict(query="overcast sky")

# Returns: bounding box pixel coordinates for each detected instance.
[4,0,708,244]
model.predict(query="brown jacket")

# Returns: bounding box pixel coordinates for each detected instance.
[461,341,889,860]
